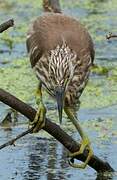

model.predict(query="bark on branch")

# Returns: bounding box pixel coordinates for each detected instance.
[0,19,14,33]
[0,88,114,173]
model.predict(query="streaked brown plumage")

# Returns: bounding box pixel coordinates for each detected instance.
[26,13,94,107]
[26,13,95,168]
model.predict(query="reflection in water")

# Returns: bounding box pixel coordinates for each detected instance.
[24,138,48,180]
[23,137,69,180]
[0,125,116,180]
[47,141,57,180]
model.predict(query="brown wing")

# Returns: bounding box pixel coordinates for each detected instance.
[26,13,94,68]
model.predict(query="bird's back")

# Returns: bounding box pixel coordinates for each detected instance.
[27,13,94,66]
[26,13,95,106]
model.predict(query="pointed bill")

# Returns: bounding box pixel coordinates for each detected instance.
[55,86,64,124]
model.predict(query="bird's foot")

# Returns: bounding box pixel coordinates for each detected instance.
[29,102,46,133]
[68,137,93,169]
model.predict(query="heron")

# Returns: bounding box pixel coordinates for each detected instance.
[26,13,95,168]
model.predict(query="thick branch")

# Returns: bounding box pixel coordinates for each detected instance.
[0,19,14,33]
[0,88,114,173]
[43,0,61,13]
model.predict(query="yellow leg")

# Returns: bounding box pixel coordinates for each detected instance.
[64,106,93,169]
[30,81,46,133]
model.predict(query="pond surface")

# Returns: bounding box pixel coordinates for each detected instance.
[0,0,117,179]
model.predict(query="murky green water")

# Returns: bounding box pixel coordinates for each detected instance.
[0,0,117,179]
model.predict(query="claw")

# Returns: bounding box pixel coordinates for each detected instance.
[68,137,93,169]
[30,103,46,133]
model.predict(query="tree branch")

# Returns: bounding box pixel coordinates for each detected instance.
[0,88,114,173]
[0,19,14,33]
[106,32,117,40]
[0,127,34,149]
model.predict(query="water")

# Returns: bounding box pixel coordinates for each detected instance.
[0,0,117,179]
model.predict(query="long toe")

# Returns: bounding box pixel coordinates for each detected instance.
[29,105,46,133]
[68,146,93,169]
[32,110,46,133]
[68,138,93,169]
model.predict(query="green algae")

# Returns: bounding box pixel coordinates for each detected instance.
[0,58,37,102]
[91,64,110,76]
[81,77,117,109]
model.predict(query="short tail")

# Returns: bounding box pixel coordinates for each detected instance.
[43,0,62,13]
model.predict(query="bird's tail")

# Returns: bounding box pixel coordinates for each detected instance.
[43,0,62,13]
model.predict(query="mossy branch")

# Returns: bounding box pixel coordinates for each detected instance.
[0,88,114,173]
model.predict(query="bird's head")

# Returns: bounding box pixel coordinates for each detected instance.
[48,41,77,123]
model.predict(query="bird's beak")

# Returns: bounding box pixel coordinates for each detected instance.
[55,86,65,124]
